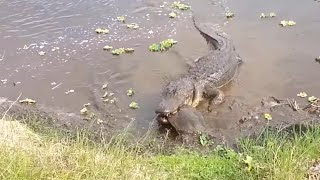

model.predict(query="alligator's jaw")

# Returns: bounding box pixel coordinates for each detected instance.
[156,110,178,124]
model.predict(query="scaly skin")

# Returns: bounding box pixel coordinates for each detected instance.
[155,15,242,126]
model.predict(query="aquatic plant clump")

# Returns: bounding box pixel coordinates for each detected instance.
[149,39,178,52]
[95,28,109,34]
[111,48,134,55]
[279,20,296,27]
[171,1,191,10]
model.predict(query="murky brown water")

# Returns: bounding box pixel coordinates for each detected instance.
[0,0,319,135]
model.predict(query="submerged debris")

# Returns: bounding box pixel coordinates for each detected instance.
[287,99,300,111]
[171,1,191,10]
[279,20,296,27]
[19,98,36,105]
[149,39,177,52]
[95,28,110,34]
[304,101,320,114]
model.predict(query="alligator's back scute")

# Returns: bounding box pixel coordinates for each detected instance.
[188,16,241,88]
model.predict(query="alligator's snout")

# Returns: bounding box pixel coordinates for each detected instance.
[155,98,181,125]
[155,99,180,115]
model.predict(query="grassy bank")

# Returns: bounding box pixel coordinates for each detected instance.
[0,118,319,180]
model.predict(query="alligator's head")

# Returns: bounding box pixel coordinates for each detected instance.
[155,79,195,124]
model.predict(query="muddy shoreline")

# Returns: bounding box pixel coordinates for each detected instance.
[1,94,319,148]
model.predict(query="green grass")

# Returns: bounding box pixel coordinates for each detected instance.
[0,117,319,180]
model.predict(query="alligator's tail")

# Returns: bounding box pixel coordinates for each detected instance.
[192,14,232,52]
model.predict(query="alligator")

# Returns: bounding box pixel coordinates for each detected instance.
[155,14,242,133]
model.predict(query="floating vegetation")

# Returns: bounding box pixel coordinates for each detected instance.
[110,97,116,104]
[19,98,36,105]
[51,47,60,52]
[101,83,108,90]
[97,119,103,124]
[102,91,112,98]
[308,96,318,103]
[111,48,134,55]
[80,107,88,115]
[171,1,190,10]
[83,103,91,107]
[95,28,110,34]
[65,89,75,94]
[297,92,308,98]
[169,12,177,18]
[225,12,235,19]
[264,113,272,121]
[124,48,134,53]
[149,39,177,52]
[129,102,139,109]
[269,12,276,17]
[260,12,276,18]
[103,45,113,51]
[1,79,7,84]
[279,20,296,27]
[127,88,134,96]
[80,103,96,119]
[117,16,125,23]
[38,51,45,56]
[126,23,139,29]
[111,48,125,55]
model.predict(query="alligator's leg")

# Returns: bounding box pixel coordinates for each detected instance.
[204,84,225,111]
